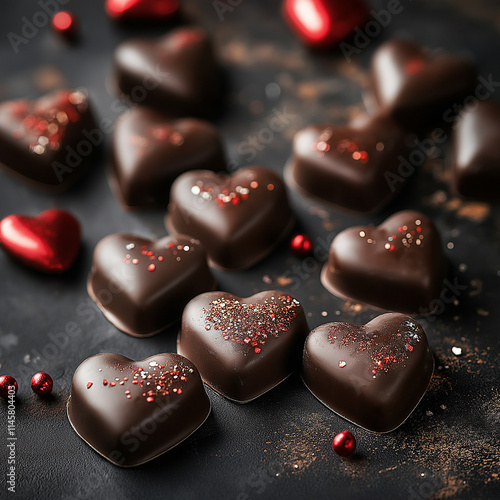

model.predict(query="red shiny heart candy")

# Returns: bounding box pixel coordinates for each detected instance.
[106,0,179,21]
[283,0,368,48]
[0,209,80,273]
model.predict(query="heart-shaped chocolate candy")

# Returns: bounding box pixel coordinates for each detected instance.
[285,113,410,213]
[321,210,446,314]
[370,39,476,133]
[114,27,220,119]
[302,313,434,432]
[178,291,309,403]
[0,209,80,273]
[67,352,210,467]
[282,0,369,49]
[165,166,294,270]
[106,0,179,21]
[88,233,216,337]
[452,100,500,201]
[111,107,226,208]
[0,90,99,191]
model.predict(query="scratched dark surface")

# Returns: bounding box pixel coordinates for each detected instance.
[0,1,499,499]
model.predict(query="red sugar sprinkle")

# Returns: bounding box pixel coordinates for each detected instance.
[86,382,93,389]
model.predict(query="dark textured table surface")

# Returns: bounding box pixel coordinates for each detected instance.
[0,1,499,499]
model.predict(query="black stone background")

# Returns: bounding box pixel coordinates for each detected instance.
[0,0,499,499]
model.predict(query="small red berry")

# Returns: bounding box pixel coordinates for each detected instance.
[52,11,79,39]
[333,430,356,457]
[31,372,54,395]
[0,375,18,399]
[290,234,313,258]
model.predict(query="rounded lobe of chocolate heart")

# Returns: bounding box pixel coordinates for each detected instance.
[302,313,434,433]
[111,107,226,208]
[0,89,100,192]
[114,27,220,119]
[178,291,309,403]
[106,0,180,21]
[0,209,81,273]
[165,167,294,270]
[452,100,500,201]
[370,39,477,133]
[67,352,210,467]
[321,210,446,314]
[87,233,216,337]
[285,113,410,213]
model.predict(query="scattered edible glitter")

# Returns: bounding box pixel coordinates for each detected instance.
[359,218,425,251]
[190,178,263,208]
[339,361,347,368]
[312,128,370,164]
[328,319,422,378]
[122,241,194,272]
[92,361,193,403]
[7,91,88,155]
[203,295,301,354]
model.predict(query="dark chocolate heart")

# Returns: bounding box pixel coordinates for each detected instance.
[88,233,216,337]
[114,27,220,119]
[302,313,434,433]
[111,107,226,208]
[67,352,210,467]
[165,166,294,270]
[321,210,446,314]
[0,209,80,273]
[452,100,500,201]
[0,89,99,191]
[370,39,477,133]
[178,291,309,403]
[285,113,410,213]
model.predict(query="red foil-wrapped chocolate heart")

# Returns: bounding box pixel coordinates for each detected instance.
[0,209,81,273]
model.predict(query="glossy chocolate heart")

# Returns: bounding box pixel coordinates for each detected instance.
[106,0,180,21]
[302,313,434,432]
[370,39,477,133]
[285,113,410,213]
[88,233,216,337]
[282,0,369,49]
[67,352,210,467]
[165,166,294,270]
[0,89,99,192]
[0,209,80,273]
[111,107,226,208]
[178,291,309,403]
[321,210,446,314]
[451,100,500,201]
[114,27,220,119]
